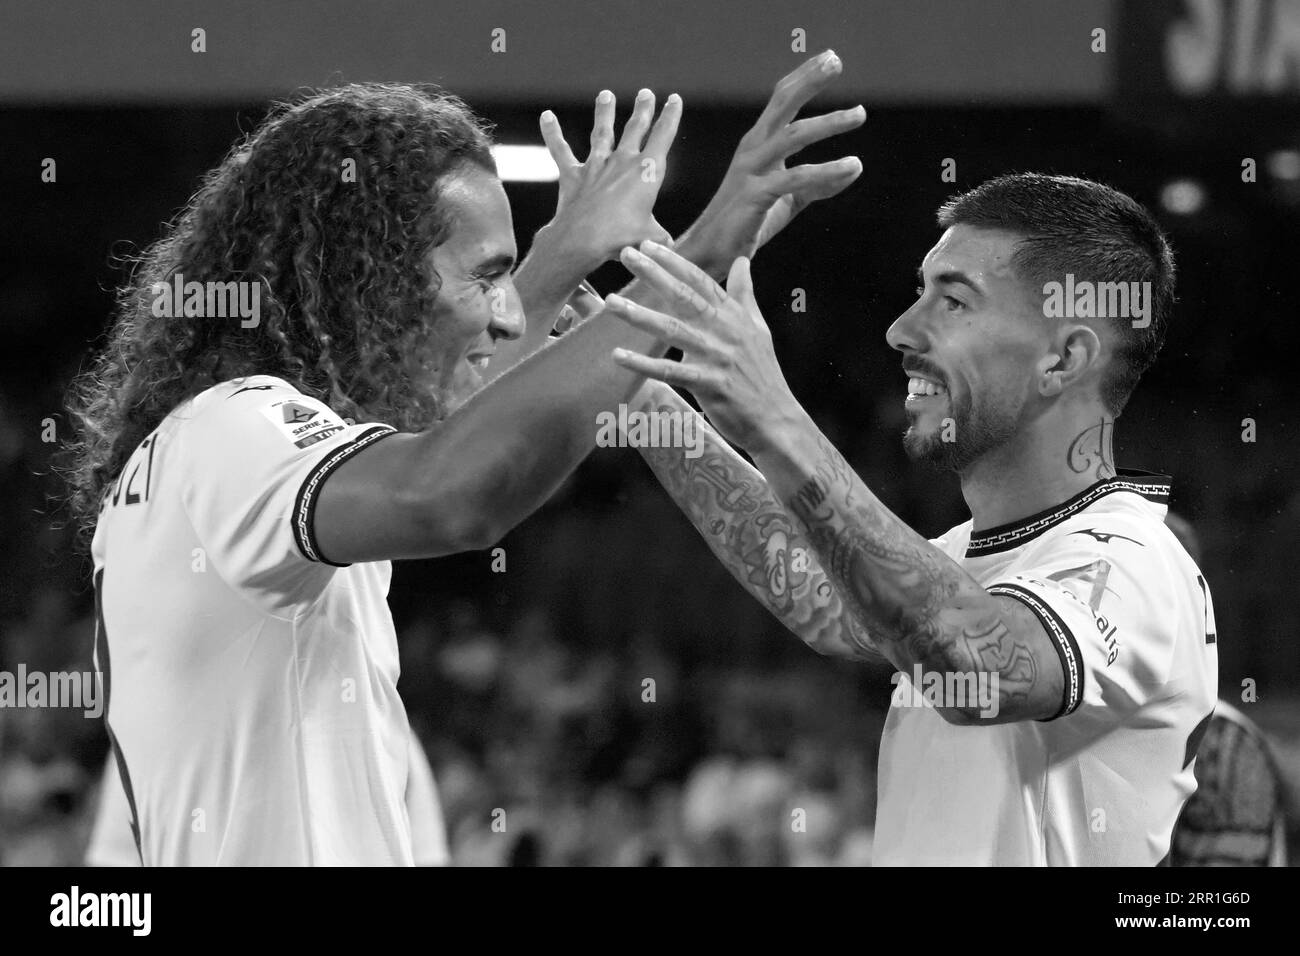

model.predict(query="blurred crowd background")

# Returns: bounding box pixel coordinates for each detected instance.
[2,0,1299,864]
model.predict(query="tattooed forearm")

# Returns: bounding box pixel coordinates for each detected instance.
[634,388,880,661]
[789,436,961,647]
[761,430,1054,718]
[953,616,1037,712]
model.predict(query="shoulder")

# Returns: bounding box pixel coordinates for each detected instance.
[175,376,354,452]
[1021,503,1195,584]
[183,375,303,418]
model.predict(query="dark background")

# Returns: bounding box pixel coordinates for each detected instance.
[1,0,1297,865]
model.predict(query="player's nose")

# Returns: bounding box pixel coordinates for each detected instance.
[886,302,927,354]
[490,284,525,341]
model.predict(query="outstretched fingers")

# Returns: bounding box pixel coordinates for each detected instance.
[619,244,719,318]
[778,106,865,159]
[539,110,579,171]
[643,92,683,163]
[589,90,616,164]
[777,156,864,201]
[754,50,843,137]
[611,348,713,390]
[617,89,656,153]
[605,293,720,356]
[630,240,728,306]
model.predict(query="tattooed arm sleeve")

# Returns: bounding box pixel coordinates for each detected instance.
[751,413,1066,724]
[633,382,880,662]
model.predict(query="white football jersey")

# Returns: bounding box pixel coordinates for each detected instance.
[90,375,413,865]
[86,730,450,866]
[874,472,1218,866]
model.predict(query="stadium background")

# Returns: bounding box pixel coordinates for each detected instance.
[1,0,1297,864]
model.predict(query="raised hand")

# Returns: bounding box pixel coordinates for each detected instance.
[606,241,800,456]
[538,88,680,267]
[684,50,864,278]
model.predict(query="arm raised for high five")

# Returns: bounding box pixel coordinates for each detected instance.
[608,243,1068,725]
[498,50,865,377]
[487,88,679,380]
[538,269,876,660]
[536,53,868,653]
[311,96,683,564]
[678,49,864,280]
[316,54,865,564]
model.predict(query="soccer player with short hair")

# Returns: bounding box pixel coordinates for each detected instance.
[609,173,1219,865]
[63,55,864,865]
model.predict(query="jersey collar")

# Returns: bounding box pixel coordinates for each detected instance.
[965,469,1172,558]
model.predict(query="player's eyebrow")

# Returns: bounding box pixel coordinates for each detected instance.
[471,253,516,275]
[917,266,985,297]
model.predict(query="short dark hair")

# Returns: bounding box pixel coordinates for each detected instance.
[937,173,1176,415]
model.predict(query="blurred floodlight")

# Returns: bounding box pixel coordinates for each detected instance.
[492,144,559,182]
[1266,149,1300,182]
[1160,178,1205,216]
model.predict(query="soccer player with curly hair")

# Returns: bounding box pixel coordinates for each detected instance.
[63,54,864,865]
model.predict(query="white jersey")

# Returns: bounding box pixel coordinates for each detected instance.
[405,732,451,867]
[874,472,1218,866]
[91,375,412,865]
[86,730,450,866]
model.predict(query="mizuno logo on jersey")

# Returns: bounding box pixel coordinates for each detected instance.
[228,384,275,397]
[1072,528,1144,547]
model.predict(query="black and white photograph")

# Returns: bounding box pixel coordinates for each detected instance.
[0,0,1297,929]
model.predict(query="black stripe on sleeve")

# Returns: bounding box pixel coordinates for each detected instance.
[292,425,397,566]
[987,581,1085,720]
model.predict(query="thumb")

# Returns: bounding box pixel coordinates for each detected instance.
[726,255,756,306]
[649,217,674,248]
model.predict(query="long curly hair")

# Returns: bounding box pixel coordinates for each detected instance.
[61,83,495,543]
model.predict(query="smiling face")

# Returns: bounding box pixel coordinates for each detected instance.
[886,224,1051,473]
[424,163,524,414]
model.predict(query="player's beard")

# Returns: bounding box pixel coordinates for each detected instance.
[902,385,1019,474]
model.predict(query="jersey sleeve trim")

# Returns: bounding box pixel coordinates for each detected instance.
[987,581,1084,720]
[292,425,398,567]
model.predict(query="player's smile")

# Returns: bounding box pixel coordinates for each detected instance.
[465,347,494,381]
[904,372,948,406]
[901,355,952,421]
[426,165,524,411]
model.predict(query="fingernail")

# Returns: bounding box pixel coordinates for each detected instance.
[822,53,841,73]
[541,110,555,123]
[667,93,681,105]
[641,239,662,253]
[612,348,629,360]
[606,293,625,308]
[621,246,644,261]
[598,90,613,104]
[637,88,651,100]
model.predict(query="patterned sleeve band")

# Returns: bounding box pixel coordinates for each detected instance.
[987,582,1085,720]
[292,426,398,566]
